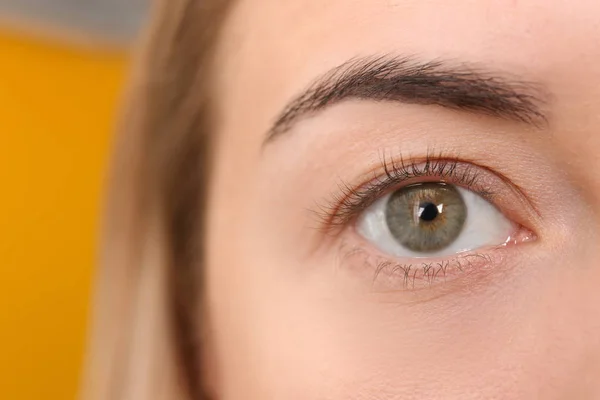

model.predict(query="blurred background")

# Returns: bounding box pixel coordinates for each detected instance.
[0,1,148,398]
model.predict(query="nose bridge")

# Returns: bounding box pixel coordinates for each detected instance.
[559,138,600,228]
[550,91,600,222]
[561,253,600,398]
[531,276,600,399]
[526,207,600,399]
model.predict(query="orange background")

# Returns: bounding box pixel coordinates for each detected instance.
[0,29,128,399]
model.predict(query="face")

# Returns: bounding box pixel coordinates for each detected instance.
[205,1,600,398]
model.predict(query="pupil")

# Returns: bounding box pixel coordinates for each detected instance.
[419,202,439,222]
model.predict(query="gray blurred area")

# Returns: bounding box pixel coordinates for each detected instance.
[0,0,149,42]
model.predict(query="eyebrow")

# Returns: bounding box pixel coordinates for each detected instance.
[265,55,547,142]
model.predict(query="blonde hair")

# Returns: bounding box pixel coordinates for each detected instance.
[82,1,231,399]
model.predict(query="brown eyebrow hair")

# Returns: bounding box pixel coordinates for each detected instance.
[266,55,548,141]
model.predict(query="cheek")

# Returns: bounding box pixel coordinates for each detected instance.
[207,203,600,400]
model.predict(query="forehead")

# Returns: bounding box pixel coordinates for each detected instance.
[214,0,600,138]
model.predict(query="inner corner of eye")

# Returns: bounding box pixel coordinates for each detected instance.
[356,182,517,258]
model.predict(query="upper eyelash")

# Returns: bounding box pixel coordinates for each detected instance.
[314,150,495,231]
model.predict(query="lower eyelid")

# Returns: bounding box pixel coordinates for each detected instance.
[337,240,516,295]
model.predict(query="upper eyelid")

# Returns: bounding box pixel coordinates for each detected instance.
[315,157,497,230]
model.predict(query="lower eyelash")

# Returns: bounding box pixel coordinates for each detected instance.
[372,254,493,290]
[339,243,499,292]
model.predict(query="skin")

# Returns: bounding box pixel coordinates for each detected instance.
[205,1,600,398]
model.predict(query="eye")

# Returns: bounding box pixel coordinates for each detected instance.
[357,182,514,258]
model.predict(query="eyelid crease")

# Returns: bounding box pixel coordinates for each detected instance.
[313,150,496,232]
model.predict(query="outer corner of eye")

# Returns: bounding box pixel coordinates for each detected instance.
[356,183,519,258]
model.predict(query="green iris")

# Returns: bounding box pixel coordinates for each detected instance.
[385,183,467,253]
